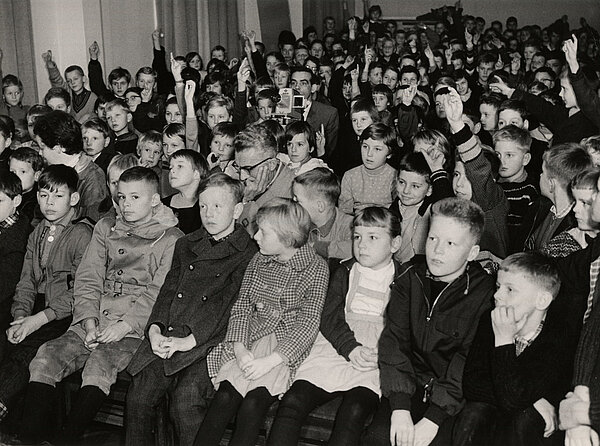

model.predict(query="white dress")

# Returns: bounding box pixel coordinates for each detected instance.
[294,261,395,396]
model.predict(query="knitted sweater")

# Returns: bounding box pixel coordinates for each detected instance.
[339,164,397,215]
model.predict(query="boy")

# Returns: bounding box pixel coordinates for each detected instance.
[523,143,593,252]
[364,197,495,446]
[137,130,163,176]
[0,165,93,426]
[34,110,108,221]
[88,41,131,100]
[81,117,115,174]
[132,66,166,133]
[105,99,138,155]
[207,122,237,175]
[493,125,539,249]
[17,167,183,444]
[9,147,45,225]
[0,118,13,170]
[18,104,52,151]
[44,87,71,112]
[0,75,29,145]
[161,123,186,198]
[292,167,353,260]
[126,173,258,446]
[93,153,139,221]
[0,172,30,361]
[478,92,504,147]
[456,252,575,445]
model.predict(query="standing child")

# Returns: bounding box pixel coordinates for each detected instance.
[105,99,138,155]
[162,149,208,234]
[0,75,29,145]
[0,166,93,427]
[280,121,329,176]
[126,173,258,446]
[16,167,183,445]
[339,123,397,215]
[194,198,329,446]
[9,147,44,226]
[81,117,115,174]
[268,207,402,446]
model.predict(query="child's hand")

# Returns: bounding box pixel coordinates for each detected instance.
[491,306,527,346]
[42,50,54,66]
[148,325,170,358]
[161,335,197,359]
[97,321,132,344]
[237,58,251,88]
[390,409,415,446]
[399,84,417,106]
[207,152,220,170]
[84,327,100,350]
[533,398,557,438]
[565,425,599,446]
[152,28,163,42]
[560,390,591,430]
[420,147,446,172]
[440,87,464,129]
[413,417,439,446]
[242,354,282,381]
[8,313,47,344]
[349,346,377,371]
[6,318,24,344]
[89,41,100,60]
[563,34,580,74]
[170,52,184,82]
[488,76,514,98]
[316,124,326,157]
[184,80,196,103]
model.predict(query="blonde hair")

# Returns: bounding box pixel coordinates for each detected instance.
[256,197,311,248]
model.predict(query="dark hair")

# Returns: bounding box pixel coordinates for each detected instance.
[359,122,396,149]
[119,166,159,193]
[477,52,497,66]
[0,171,22,199]
[397,151,432,182]
[212,122,239,140]
[372,84,394,106]
[82,116,111,139]
[163,123,186,140]
[350,97,379,123]
[185,51,204,71]
[9,147,45,172]
[293,167,340,205]
[2,74,23,93]
[498,99,528,120]
[257,120,286,153]
[285,121,316,152]
[431,197,485,243]
[400,65,420,80]
[64,65,85,77]
[170,149,209,178]
[105,98,131,114]
[27,104,52,120]
[108,67,131,85]
[570,168,600,192]
[534,66,556,80]
[353,206,401,238]
[44,87,71,107]
[480,91,504,109]
[0,117,12,139]
[198,172,244,203]
[500,252,561,298]
[34,111,83,155]
[291,66,318,85]
[38,164,79,194]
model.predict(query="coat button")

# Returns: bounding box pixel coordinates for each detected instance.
[118,249,125,254]
[215,273,221,277]
[189,265,194,270]
[117,270,123,275]
[202,295,208,301]
[103,310,109,315]
[177,292,183,298]
[167,326,173,331]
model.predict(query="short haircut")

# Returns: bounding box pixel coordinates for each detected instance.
[534,66,556,80]
[105,98,131,114]
[372,84,393,105]
[434,76,457,94]
[259,120,286,152]
[198,172,244,203]
[581,135,600,154]
[368,62,385,75]
[136,66,158,81]
[27,104,52,120]
[65,65,85,77]
[493,125,532,153]
[118,166,159,194]
[0,171,22,199]
[350,97,379,123]
[82,117,111,139]
[256,197,311,248]
[108,67,131,85]
[500,252,561,298]
[170,149,209,178]
[291,66,318,85]
[498,99,528,120]
[543,143,593,191]
[397,151,432,183]
[431,197,485,243]
[477,52,497,66]
[285,121,316,151]
[274,62,291,76]
[0,118,12,139]
[163,123,186,141]
[137,130,162,152]
[256,76,275,89]
[570,168,600,192]
[124,87,143,98]
[2,74,23,92]
[205,94,234,116]
[353,206,401,238]
[9,147,45,172]
[34,110,83,155]
[256,88,279,108]
[107,153,139,178]
[359,123,395,150]
[212,122,238,140]
[234,123,278,156]
[293,167,340,205]
[38,164,79,194]
[480,92,504,110]
[44,87,71,108]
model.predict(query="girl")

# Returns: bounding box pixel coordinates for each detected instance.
[194,198,329,446]
[267,207,401,446]
[164,97,183,124]
[280,121,328,176]
[371,84,394,127]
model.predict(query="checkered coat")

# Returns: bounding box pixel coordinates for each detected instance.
[207,244,329,379]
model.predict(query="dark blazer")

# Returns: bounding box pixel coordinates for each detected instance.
[307,100,339,159]
[0,214,31,305]
[127,224,258,376]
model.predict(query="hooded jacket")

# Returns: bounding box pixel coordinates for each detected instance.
[71,203,183,338]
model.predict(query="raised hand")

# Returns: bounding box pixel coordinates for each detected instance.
[89,41,100,60]
[316,124,326,157]
[563,34,580,74]
[42,50,53,66]
[170,52,184,82]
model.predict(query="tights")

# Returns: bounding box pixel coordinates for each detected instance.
[267,380,379,446]
[193,380,276,446]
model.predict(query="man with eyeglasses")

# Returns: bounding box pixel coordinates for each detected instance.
[233,124,295,234]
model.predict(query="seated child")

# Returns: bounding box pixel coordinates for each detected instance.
[195,198,329,446]
[292,167,353,259]
[493,125,539,253]
[363,197,495,446]
[44,87,71,112]
[339,123,397,215]
[105,99,138,155]
[164,96,183,125]
[16,166,183,444]
[0,118,13,170]
[9,147,44,225]
[280,121,329,176]
[391,151,433,263]
[456,252,575,446]
[267,207,401,446]
[581,135,600,168]
[82,117,115,174]
[17,104,52,151]
[137,130,163,177]
[161,123,187,198]
[0,75,29,146]
[206,122,238,176]
[162,149,209,234]
[372,84,394,127]
[126,173,258,445]
[0,172,31,361]
[34,110,108,222]
[94,153,139,220]
[0,165,93,425]
[541,169,600,258]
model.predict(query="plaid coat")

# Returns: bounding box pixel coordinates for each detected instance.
[207,244,329,378]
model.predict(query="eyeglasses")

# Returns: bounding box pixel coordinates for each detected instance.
[232,157,273,178]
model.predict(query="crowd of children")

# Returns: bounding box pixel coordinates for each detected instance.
[0,0,600,445]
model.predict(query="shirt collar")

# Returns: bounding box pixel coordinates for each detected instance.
[551,201,574,219]
[0,211,19,229]
[256,243,316,271]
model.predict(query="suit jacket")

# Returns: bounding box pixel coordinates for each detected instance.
[307,100,339,159]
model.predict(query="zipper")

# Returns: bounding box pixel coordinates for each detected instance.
[426,281,453,322]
